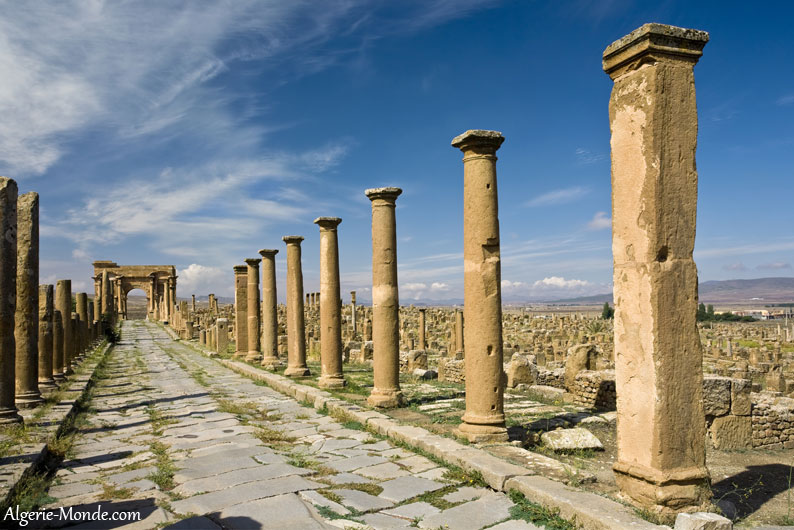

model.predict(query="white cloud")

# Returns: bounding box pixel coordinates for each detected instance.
[177,264,228,296]
[777,93,794,106]
[403,283,427,291]
[575,148,605,164]
[587,211,611,230]
[532,276,590,289]
[72,248,90,261]
[501,280,525,289]
[757,261,791,270]
[722,262,747,272]
[525,186,588,207]
[696,239,794,258]
[430,282,449,291]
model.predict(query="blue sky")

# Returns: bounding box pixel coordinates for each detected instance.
[2,0,792,302]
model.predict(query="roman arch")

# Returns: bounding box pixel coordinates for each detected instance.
[92,261,177,322]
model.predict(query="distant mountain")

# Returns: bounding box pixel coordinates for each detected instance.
[544,277,794,305]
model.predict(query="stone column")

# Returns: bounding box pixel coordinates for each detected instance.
[283,236,310,376]
[56,280,74,376]
[603,23,710,512]
[38,285,56,389]
[191,294,196,313]
[76,293,89,357]
[93,276,102,323]
[418,308,427,350]
[315,217,345,388]
[233,265,248,359]
[52,310,65,382]
[245,258,262,362]
[15,192,43,408]
[451,129,508,442]
[365,188,404,408]
[454,309,464,358]
[350,291,357,336]
[0,178,22,423]
[101,271,112,321]
[259,249,280,368]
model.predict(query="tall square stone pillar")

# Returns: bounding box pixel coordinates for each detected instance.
[259,249,280,368]
[283,236,310,376]
[315,217,345,388]
[244,258,262,362]
[603,23,710,512]
[365,188,404,408]
[233,265,248,359]
[451,130,508,442]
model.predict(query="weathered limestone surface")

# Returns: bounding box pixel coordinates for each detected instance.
[315,217,345,389]
[52,310,65,383]
[604,23,711,512]
[283,236,310,377]
[233,265,248,359]
[245,258,262,362]
[452,129,508,442]
[365,188,404,408]
[37,284,56,389]
[15,192,43,408]
[0,177,22,423]
[56,279,74,376]
[259,249,280,368]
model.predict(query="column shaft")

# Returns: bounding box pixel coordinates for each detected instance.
[245,259,262,362]
[259,249,280,367]
[38,284,56,389]
[0,178,22,423]
[56,280,74,376]
[283,237,310,376]
[233,266,248,359]
[315,218,345,388]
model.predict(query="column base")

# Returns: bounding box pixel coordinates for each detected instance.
[367,388,404,408]
[0,408,23,424]
[245,352,263,363]
[53,373,67,383]
[15,392,44,409]
[260,356,282,370]
[456,421,509,443]
[318,375,346,389]
[285,365,311,377]
[613,461,711,514]
[63,367,74,376]
[233,351,246,359]
[38,378,58,390]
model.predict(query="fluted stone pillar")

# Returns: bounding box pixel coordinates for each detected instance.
[38,285,56,389]
[315,217,345,388]
[0,178,22,423]
[365,188,404,408]
[452,129,507,442]
[418,308,427,351]
[56,280,74,376]
[15,192,43,408]
[454,310,464,358]
[283,236,310,377]
[233,265,248,359]
[604,23,710,512]
[259,249,280,368]
[245,258,262,362]
[76,293,89,357]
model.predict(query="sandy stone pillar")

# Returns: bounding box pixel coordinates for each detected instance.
[365,188,404,408]
[451,129,508,442]
[454,310,464,358]
[283,236,310,376]
[315,217,345,388]
[233,265,248,359]
[76,293,89,357]
[350,291,357,336]
[0,178,22,423]
[93,276,102,324]
[56,280,74,376]
[245,258,262,362]
[603,23,710,512]
[418,308,427,351]
[101,271,112,320]
[38,285,56,389]
[191,294,196,313]
[15,192,43,408]
[259,249,280,368]
[52,310,65,382]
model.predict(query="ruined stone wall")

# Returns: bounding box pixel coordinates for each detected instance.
[571,370,616,409]
[438,358,464,384]
[752,394,794,449]
[536,367,565,389]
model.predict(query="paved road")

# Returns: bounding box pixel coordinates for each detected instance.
[34,320,538,529]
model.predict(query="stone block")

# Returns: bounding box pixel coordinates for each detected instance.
[674,512,732,530]
[507,353,538,388]
[710,415,751,450]
[541,428,603,452]
[730,378,751,416]
[703,376,732,417]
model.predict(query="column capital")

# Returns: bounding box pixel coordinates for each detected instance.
[603,23,709,79]
[451,130,504,153]
[258,248,279,258]
[282,235,304,245]
[365,187,401,202]
[233,265,247,274]
[244,258,260,268]
[314,216,342,230]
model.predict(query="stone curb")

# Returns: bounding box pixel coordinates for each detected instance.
[177,339,673,530]
[0,340,114,507]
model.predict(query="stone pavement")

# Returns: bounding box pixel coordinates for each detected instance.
[32,320,542,529]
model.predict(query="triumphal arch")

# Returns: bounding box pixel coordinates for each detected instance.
[92,261,177,322]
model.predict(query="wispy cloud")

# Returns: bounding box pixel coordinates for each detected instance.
[525,186,589,207]
[532,276,589,289]
[777,93,794,106]
[696,239,794,258]
[722,262,747,272]
[757,261,791,270]
[575,148,605,165]
[587,211,611,230]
